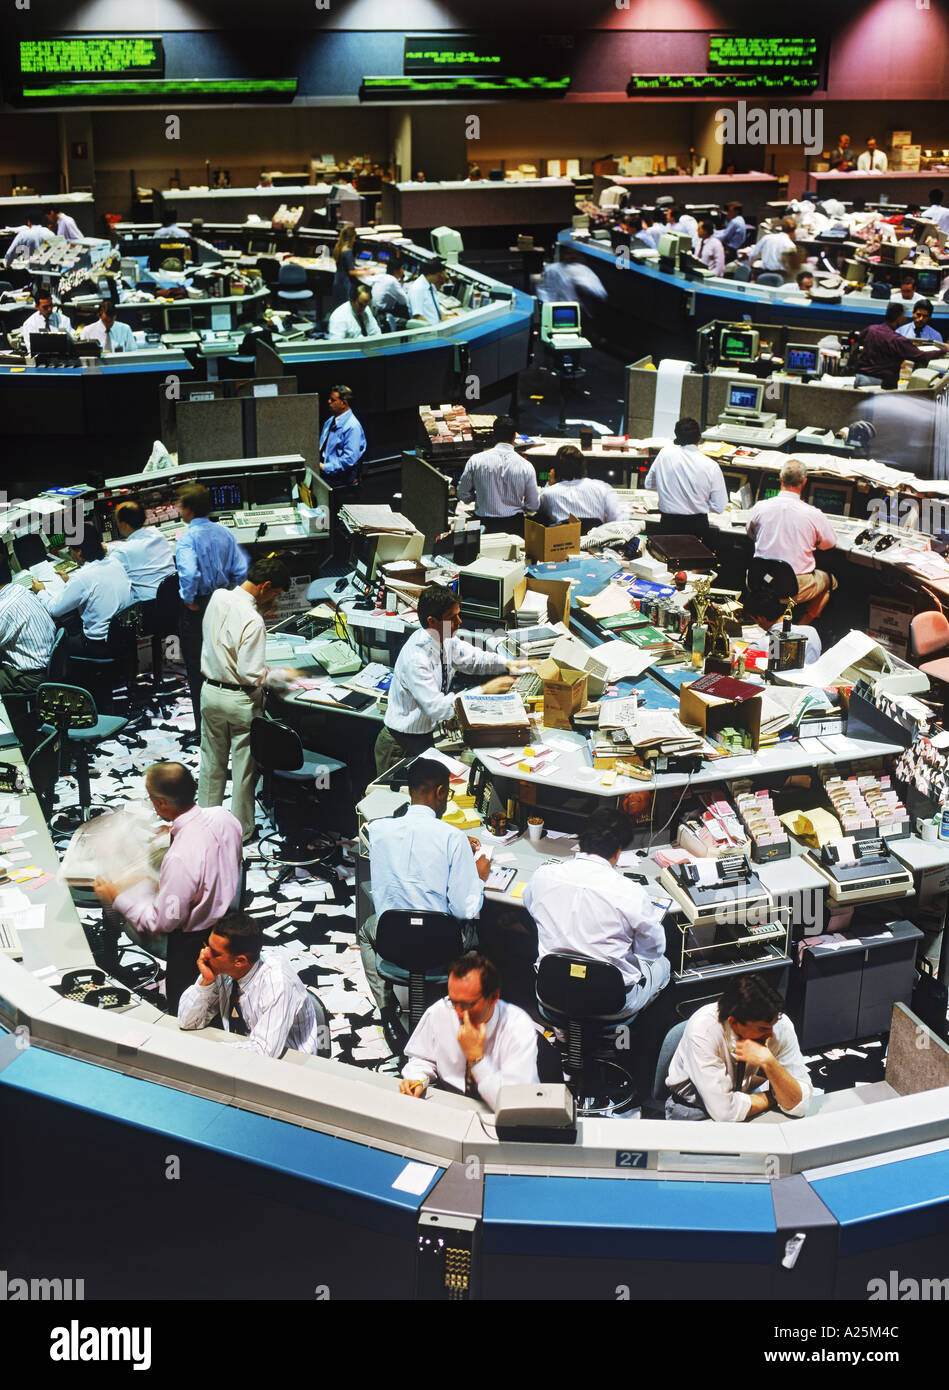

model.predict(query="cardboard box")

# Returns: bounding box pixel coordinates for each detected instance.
[680,679,762,753]
[524,514,582,563]
[512,576,572,626]
[536,657,588,729]
[888,130,912,147]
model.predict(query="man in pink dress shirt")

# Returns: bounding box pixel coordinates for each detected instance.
[746,459,838,622]
[94,762,243,1011]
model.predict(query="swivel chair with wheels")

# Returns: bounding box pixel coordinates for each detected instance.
[139,574,183,705]
[535,951,643,1116]
[68,602,144,720]
[275,262,315,319]
[376,910,466,1055]
[756,272,784,287]
[251,714,347,877]
[2,628,68,756]
[26,730,60,821]
[36,682,127,822]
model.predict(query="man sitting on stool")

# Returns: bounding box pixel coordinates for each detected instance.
[399,952,539,1107]
[360,755,489,1014]
[456,415,539,534]
[93,762,243,1013]
[524,808,670,1017]
[111,499,176,604]
[535,445,623,529]
[178,912,322,1057]
[665,973,812,1121]
[645,417,727,538]
[747,459,837,623]
[0,555,56,695]
[33,526,132,657]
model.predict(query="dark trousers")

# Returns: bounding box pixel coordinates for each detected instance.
[0,665,45,696]
[179,597,210,737]
[657,512,711,539]
[476,514,523,535]
[165,928,211,1015]
[373,725,435,777]
[67,631,110,659]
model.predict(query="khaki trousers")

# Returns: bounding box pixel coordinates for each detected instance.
[198,683,261,839]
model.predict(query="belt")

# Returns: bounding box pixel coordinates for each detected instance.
[205,677,255,694]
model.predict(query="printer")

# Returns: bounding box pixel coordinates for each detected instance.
[807,836,913,905]
[659,854,773,928]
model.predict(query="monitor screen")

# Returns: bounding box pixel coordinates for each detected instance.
[144,500,180,527]
[208,481,243,511]
[164,306,192,333]
[97,276,113,298]
[247,471,292,505]
[759,473,780,500]
[786,344,818,374]
[552,305,580,329]
[915,269,940,296]
[810,484,850,515]
[377,249,390,262]
[720,328,757,361]
[728,382,762,411]
[459,573,501,611]
[12,532,46,569]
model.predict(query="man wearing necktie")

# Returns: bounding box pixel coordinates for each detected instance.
[21,292,74,356]
[318,384,367,488]
[81,300,136,354]
[406,259,457,325]
[327,284,382,341]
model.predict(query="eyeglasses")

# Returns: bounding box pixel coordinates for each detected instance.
[447,994,482,1011]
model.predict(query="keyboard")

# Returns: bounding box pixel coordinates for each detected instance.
[0,916,23,959]
[233,508,298,528]
[514,672,544,698]
[706,425,777,446]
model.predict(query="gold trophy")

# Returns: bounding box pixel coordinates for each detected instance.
[690,577,712,669]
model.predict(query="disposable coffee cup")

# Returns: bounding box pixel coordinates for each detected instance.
[527,817,544,842]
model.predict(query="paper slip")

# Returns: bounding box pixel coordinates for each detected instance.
[15,906,45,930]
[32,964,60,981]
[247,896,274,912]
[299,883,332,902]
[316,985,357,1013]
[326,931,353,943]
[291,911,314,922]
[798,738,827,757]
[318,905,354,917]
[263,925,285,938]
[0,816,28,830]
[391,1162,439,1196]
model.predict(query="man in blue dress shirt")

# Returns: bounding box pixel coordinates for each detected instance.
[897,299,944,344]
[175,483,249,742]
[319,385,367,488]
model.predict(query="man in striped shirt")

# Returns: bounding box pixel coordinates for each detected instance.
[0,557,56,694]
[535,445,623,530]
[456,416,539,533]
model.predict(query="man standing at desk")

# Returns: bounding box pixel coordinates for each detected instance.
[374,584,523,776]
[746,459,838,623]
[111,500,176,603]
[32,527,132,657]
[4,218,53,267]
[0,556,56,695]
[855,302,940,388]
[175,483,250,743]
[20,293,73,355]
[713,202,747,255]
[319,385,367,488]
[525,809,670,1017]
[644,418,727,537]
[744,218,799,279]
[406,260,456,323]
[898,299,943,343]
[857,137,888,172]
[46,206,81,241]
[920,189,949,234]
[829,134,857,171]
[456,416,539,533]
[80,301,136,354]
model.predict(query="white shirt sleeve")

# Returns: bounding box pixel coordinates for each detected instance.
[470,1017,540,1111]
[709,467,728,514]
[402,1011,441,1090]
[678,1019,753,1123]
[177,976,226,1031]
[451,635,507,677]
[227,967,302,1058]
[445,832,485,921]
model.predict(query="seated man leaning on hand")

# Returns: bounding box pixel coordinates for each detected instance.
[400,952,540,1108]
[665,973,813,1122]
[178,912,322,1057]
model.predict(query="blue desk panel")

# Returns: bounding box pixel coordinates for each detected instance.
[811,1150,949,1257]
[528,556,621,602]
[483,1174,776,1262]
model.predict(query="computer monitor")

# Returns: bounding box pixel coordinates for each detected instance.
[149,241,191,269]
[247,471,293,506]
[164,305,192,334]
[207,480,244,512]
[97,276,113,299]
[12,532,47,570]
[720,468,749,494]
[719,327,760,362]
[30,333,76,360]
[785,343,819,376]
[551,304,580,331]
[350,532,379,589]
[457,558,524,621]
[377,249,390,263]
[808,481,852,516]
[915,268,941,297]
[727,380,764,413]
[758,472,781,500]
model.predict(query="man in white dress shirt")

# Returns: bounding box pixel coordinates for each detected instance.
[373,584,525,775]
[744,217,799,279]
[111,500,176,602]
[644,417,728,537]
[857,138,888,172]
[406,259,456,323]
[400,952,540,1107]
[665,973,812,1121]
[919,189,949,234]
[46,205,82,241]
[0,554,56,694]
[456,416,539,532]
[198,555,298,842]
[20,293,74,355]
[746,459,838,622]
[525,809,670,1015]
[535,445,623,528]
[179,912,322,1057]
[370,256,410,329]
[327,284,383,340]
[359,755,488,1012]
[80,300,137,353]
[4,219,53,267]
[32,526,132,657]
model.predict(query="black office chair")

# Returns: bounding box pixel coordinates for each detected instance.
[744,556,800,624]
[756,272,784,287]
[139,574,184,704]
[275,262,315,317]
[26,730,60,822]
[727,263,752,282]
[36,682,128,822]
[376,910,466,1052]
[251,715,346,874]
[535,951,642,1116]
[1,629,68,757]
[67,602,144,720]
[644,1019,688,1117]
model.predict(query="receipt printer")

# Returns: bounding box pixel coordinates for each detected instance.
[659,854,772,927]
[808,836,913,905]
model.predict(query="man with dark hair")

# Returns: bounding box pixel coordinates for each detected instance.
[20,292,73,355]
[175,482,249,741]
[856,301,942,388]
[359,755,488,1012]
[80,300,136,353]
[319,384,367,488]
[456,415,539,533]
[198,555,298,841]
[796,268,815,293]
[33,524,132,657]
[695,218,725,276]
[178,911,321,1056]
[857,137,887,173]
[920,188,949,234]
[535,444,623,527]
[46,205,81,241]
[0,554,56,694]
[370,255,410,329]
[524,809,669,1015]
[897,298,943,343]
[406,258,455,323]
[4,217,53,269]
[744,216,799,279]
[892,274,923,310]
[645,417,728,536]
[374,583,525,775]
[665,974,812,1121]
[399,951,539,1106]
[713,201,746,253]
[94,761,242,1012]
[112,498,175,602]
